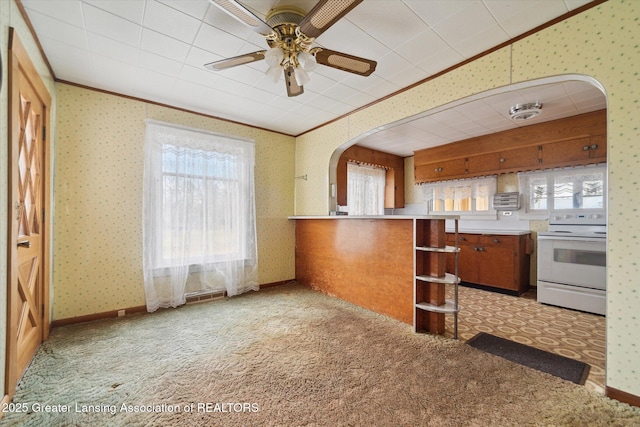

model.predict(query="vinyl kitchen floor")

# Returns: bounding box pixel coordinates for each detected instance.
[445,285,606,393]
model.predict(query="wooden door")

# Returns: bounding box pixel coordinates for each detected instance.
[7,29,51,397]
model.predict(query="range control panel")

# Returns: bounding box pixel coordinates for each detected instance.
[548,210,606,227]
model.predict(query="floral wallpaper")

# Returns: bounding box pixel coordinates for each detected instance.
[294,0,640,397]
[53,84,295,320]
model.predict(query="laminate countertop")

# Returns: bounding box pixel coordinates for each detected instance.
[445,229,531,235]
[289,215,459,220]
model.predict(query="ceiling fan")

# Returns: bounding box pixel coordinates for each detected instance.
[205,0,377,97]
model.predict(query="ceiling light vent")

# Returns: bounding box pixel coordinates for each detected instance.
[509,102,543,121]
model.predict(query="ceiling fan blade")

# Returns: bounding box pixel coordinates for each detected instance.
[299,0,363,39]
[205,51,266,71]
[314,49,377,76]
[208,0,274,36]
[284,67,304,97]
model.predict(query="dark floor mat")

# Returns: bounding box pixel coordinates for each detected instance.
[466,332,590,385]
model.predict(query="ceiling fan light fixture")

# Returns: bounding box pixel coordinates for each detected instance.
[265,47,284,67]
[266,65,282,82]
[297,51,318,72]
[294,67,311,86]
[509,102,543,121]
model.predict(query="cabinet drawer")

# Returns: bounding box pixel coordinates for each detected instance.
[479,235,516,246]
[456,234,479,244]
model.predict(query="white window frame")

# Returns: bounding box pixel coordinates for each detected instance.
[518,164,607,219]
[423,176,497,220]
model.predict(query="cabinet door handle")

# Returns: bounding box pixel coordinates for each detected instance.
[493,238,500,243]
[17,240,31,248]
[435,167,443,172]
[499,158,505,163]
[460,237,466,241]
[582,145,590,151]
[477,247,484,252]
[591,144,598,150]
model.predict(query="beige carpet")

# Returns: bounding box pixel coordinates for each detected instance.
[2,283,639,426]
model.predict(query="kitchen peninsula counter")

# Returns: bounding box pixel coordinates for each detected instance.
[289,215,457,327]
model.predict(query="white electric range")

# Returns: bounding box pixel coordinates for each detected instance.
[537,211,606,315]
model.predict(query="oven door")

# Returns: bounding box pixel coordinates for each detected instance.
[537,235,606,290]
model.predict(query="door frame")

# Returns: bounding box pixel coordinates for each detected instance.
[6,28,52,399]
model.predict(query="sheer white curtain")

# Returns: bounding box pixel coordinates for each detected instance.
[423,177,496,213]
[142,120,258,312]
[347,162,386,215]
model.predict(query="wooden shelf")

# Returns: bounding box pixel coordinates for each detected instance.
[416,245,460,253]
[415,273,460,284]
[413,218,460,339]
[416,300,460,314]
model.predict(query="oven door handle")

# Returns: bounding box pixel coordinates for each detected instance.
[537,235,606,244]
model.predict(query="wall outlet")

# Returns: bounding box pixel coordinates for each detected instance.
[117,309,125,317]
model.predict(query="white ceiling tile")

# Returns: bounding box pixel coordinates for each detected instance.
[22,0,84,27]
[157,0,211,20]
[41,37,92,81]
[82,3,142,47]
[184,46,223,69]
[404,0,472,28]
[193,23,248,58]
[84,0,145,24]
[564,0,593,10]
[386,65,426,89]
[21,0,602,150]
[140,29,191,62]
[448,25,510,59]
[132,69,178,99]
[342,91,377,109]
[143,0,202,44]
[87,32,139,65]
[395,28,447,62]
[179,64,219,87]
[432,2,500,51]
[347,2,430,50]
[321,83,360,103]
[224,63,268,85]
[297,72,336,94]
[25,10,88,50]
[414,46,465,75]
[138,50,183,77]
[89,54,137,92]
[374,51,414,80]
[312,19,389,61]
[484,1,568,38]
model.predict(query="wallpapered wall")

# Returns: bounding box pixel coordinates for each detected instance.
[53,84,295,320]
[295,0,640,396]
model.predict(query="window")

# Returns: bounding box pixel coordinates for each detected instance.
[347,162,386,215]
[142,120,258,312]
[159,144,248,264]
[424,177,496,217]
[519,165,606,214]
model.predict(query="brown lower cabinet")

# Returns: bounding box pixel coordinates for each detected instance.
[446,232,531,295]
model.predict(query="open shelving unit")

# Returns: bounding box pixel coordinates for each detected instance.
[413,217,460,339]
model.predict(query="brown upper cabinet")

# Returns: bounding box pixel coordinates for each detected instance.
[540,134,607,168]
[414,110,606,184]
